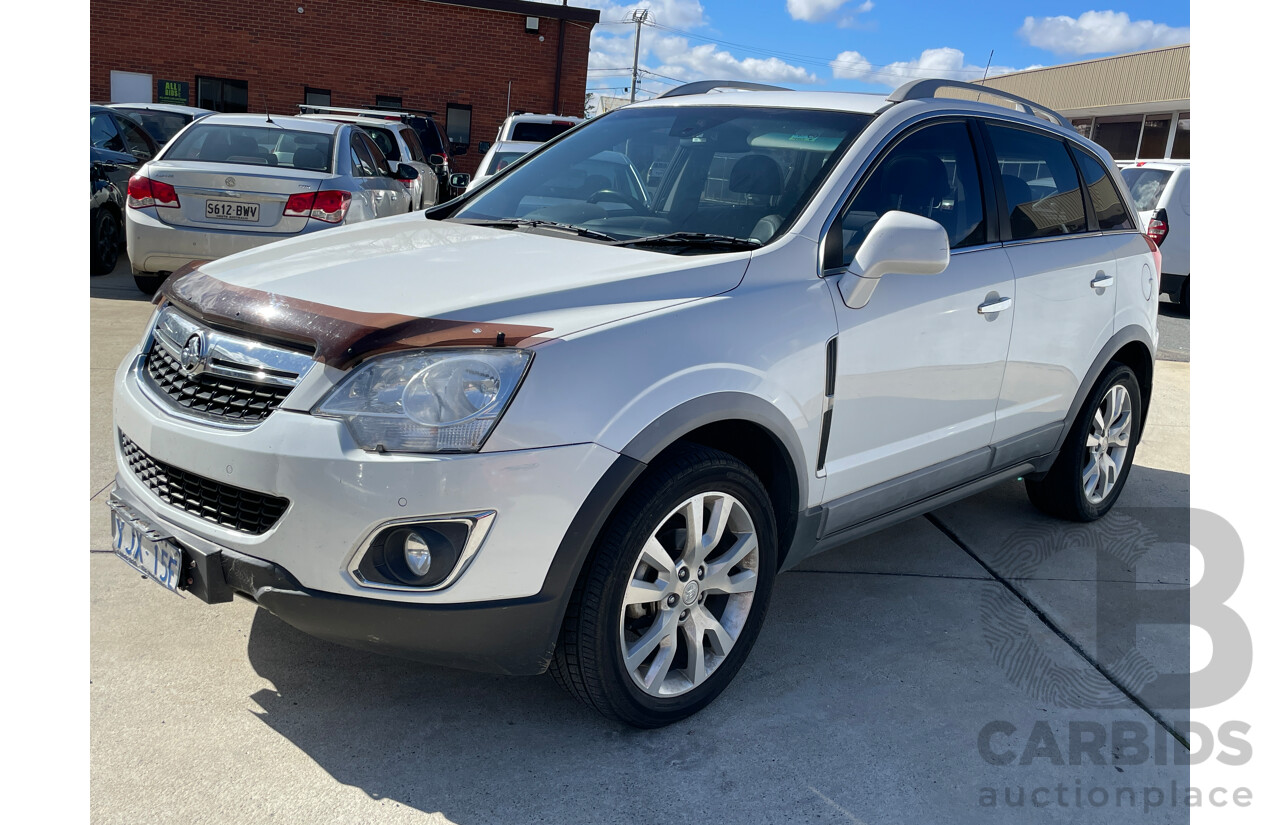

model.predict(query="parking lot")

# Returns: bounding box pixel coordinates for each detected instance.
[90,258,1192,824]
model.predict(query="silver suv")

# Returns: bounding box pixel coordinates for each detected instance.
[110,80,1158,727]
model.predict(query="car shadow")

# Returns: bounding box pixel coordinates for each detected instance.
[1158,296,1188,319]
[241,469,1192,823]
[90,256,151,302]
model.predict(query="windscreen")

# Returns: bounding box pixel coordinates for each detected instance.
[454,106,871,248]
[1120,167,1172,212]
[164,124,334,172]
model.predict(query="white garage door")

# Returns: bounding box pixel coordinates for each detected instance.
[110,71,152,104]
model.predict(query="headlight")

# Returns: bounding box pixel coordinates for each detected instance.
[314,348,532,453]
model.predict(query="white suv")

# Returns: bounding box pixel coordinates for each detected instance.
[109,79,1159,727]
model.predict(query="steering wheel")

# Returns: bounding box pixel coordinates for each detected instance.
[587,189,648,214]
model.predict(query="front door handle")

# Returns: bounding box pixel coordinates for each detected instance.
[977,296,1012,314]
[1091,272,1115,289]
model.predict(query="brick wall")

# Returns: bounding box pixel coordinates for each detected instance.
[90,0,596,174]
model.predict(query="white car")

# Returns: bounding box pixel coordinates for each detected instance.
[124,113,420,294]
[109,79,1159,727]
[1121,161,1190,305]
[468,140,540,191]
[467,113,583,191]
[297,113,444,210]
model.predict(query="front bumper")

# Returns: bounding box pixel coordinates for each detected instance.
[113,346,620,605]
[108,485,573,674]
[124,207,332,274]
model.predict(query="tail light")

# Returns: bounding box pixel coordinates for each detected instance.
[1145,208,1169,247]
[1144,233,1162,277]
[127,175,180,209]
[284,190,350,224]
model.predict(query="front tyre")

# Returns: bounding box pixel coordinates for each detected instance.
[1025,363,1142,521]
[551,445,777,727]
[90,209,121,275]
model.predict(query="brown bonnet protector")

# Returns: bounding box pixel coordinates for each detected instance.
[156,263,554,370]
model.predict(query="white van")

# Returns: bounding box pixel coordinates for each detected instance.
[1121,161,1190,305]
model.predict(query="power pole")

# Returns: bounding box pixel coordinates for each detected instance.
[629,8,650,104]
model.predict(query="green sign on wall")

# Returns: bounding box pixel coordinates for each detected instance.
[157,79,189,105]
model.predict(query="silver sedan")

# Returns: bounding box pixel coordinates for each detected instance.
[125,113,419,294]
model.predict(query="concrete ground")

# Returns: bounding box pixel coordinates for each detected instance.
[90,260,1192,824]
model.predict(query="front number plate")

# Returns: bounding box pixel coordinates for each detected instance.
[205,199,260,222]
[112,512,185,595]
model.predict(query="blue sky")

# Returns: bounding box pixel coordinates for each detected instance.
[531,1,1190,99]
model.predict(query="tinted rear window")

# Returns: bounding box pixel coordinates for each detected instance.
[1071,146,1134,231]
[115,109,191,145]
[511,121,575,142]
[1120,167,1172,212]
[486,151,528,176]
[164,124,334,172]
[411,119,445,154]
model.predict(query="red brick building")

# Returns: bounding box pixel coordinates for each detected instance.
[90,0,598,173]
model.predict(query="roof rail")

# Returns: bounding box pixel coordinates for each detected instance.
[297,104,437,120]
[886,79,1067,127]
[659,80,793,99]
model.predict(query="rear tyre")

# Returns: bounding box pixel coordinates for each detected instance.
[133,272,168,296]
[550,444,777,728]
[1025,363,1142,522]
[90,209,121,276]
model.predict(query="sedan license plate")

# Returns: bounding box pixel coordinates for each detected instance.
[205,199,260,222]
[111,510,185,595]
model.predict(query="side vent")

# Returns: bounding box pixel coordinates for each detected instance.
[816,336,838,473]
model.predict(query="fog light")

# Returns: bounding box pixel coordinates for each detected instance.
[350,514,495,591]
[404,531,432,576]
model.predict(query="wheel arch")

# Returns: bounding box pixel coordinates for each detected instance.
[618,393,809,570]
[1055,324,1156,454]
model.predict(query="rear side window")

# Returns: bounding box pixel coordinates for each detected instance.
[837,120,987,265]
[1071,146,1133,230]
[350,135,377,176]
[115,116,156,158]
[413,119,445,155]
[90,111,123,151]
[1120,167,1173,212]
[511,121,575,142]
[986,123,1087,240]
[117,109,190,145]
[166,124,333,172]
[363,127,401,161]
[356,132,392,177]
[401,128,426,162]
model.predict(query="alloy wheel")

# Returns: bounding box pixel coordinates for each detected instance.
[1082,384,1133,504]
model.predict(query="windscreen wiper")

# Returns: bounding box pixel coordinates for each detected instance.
[458,218,617,242]
[609,232,762,250]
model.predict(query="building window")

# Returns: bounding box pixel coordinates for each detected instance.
[1092,116,1142,162]
[446,103,472,151]
[305,87,331,107]
[1171,112,1190,159]
[1138,114,1172,160]
[197,76,248,113]
[376,95,403,109]
[1070,118,1093,139]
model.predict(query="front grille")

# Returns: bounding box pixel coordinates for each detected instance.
[120,432,289,535]
[145,344,292,423]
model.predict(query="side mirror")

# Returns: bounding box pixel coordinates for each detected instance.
[393,163,419,181]
[450,142,468,156]
[448,172,471,189]
[478,141,492,154]
[426,153,447,168]
[835,211,949,309]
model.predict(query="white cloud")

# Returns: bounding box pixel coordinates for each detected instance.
[652,36,819,84]
[786,0,873,27]
[1018,11,1189,56]
[572,0,817,98]
[830,47,1030,87]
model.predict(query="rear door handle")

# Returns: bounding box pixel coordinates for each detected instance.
[1091,272,1115,289]
[977,297,1012,314]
